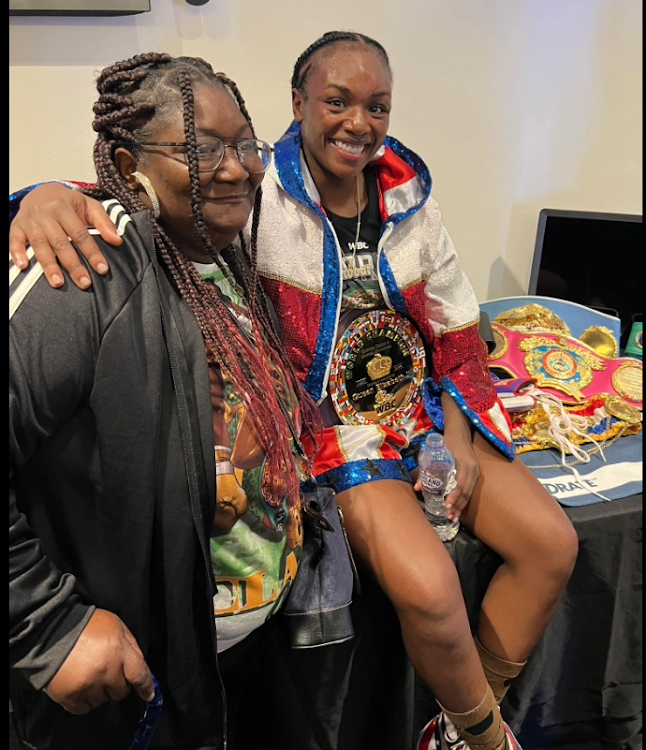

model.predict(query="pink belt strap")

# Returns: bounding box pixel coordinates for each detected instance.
[488,324,643,408]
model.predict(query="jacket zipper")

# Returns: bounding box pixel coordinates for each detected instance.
[158,302,228,749]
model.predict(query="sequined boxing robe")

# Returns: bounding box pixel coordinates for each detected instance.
[254,122,515,485]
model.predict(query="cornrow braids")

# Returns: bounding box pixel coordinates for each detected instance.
[291,30,392,95]
[87,53,320,508]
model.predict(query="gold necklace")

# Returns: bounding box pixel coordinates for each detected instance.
[342,174,371,281]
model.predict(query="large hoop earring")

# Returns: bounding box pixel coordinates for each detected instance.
[132,171,161,219]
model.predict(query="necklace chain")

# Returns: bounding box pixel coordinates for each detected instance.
[342,174,370,281]
[353,174,362,252]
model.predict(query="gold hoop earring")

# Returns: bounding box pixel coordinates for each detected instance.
[132,171,161,219]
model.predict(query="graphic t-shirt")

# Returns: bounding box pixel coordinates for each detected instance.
[193,260,302,653]
[324,169,384,311]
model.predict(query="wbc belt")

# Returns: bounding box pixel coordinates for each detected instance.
[329,310,426,428]
[488,323,643,408]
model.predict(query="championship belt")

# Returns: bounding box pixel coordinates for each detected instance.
[329,310,426,427]
[488,323,643,408]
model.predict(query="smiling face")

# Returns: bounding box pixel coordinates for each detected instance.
[292,43,392,185]
[119,83,263,260]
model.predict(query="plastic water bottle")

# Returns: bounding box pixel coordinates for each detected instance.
[418,433,459,542]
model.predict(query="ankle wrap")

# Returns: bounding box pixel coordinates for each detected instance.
[475,636,526,705]
[438,684,506,750]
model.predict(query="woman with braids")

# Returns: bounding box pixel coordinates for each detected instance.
[10,33,579,750]
[9,53,321,749]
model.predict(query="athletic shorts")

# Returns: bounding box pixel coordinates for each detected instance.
[311,400,436,493]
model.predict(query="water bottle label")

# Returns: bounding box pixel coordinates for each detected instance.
[426,476,443,489]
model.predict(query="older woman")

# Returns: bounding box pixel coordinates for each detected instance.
[9,53,319,749]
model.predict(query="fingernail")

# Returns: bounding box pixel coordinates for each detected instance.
[16,259,26,269]
[446,504,452,510]
[97,263,108,274]
[79,276,91,288]
[52,274,63,286]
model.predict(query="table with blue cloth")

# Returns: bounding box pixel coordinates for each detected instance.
[438,434,644,750]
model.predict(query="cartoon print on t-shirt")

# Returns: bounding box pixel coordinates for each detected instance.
[202,264,304,649]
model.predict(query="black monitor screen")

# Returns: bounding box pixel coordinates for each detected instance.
[529,209,642,348]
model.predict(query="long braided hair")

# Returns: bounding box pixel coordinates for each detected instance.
[88,53,320,507]
[291,31,392,95]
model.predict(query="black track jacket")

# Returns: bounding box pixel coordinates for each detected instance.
[10,204,228,749]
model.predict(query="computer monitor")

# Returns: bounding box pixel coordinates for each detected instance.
[528,209,642,349]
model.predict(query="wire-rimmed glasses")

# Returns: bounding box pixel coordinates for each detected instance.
[137,136,273,174]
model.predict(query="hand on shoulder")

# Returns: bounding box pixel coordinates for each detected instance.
[9,183,121,290]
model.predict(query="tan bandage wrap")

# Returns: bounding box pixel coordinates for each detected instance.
[438,683,506,750]
[475,636,527,705]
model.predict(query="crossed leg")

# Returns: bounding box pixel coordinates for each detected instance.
[459,432,579,662]
[336,431,578,712]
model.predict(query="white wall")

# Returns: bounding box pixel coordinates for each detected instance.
[9,0,642,301]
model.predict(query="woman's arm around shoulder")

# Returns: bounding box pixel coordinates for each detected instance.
[9,181,122,289]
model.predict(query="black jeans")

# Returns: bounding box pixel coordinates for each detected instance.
[217,629,263,750]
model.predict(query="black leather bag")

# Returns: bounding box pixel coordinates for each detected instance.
[281,486,359,648]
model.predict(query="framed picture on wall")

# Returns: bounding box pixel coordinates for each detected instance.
[9,0,150,16]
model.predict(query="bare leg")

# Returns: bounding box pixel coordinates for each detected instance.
[337,479,488,712]
[460,433,579,661]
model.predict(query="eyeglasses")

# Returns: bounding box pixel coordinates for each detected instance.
[137,137,273,174]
